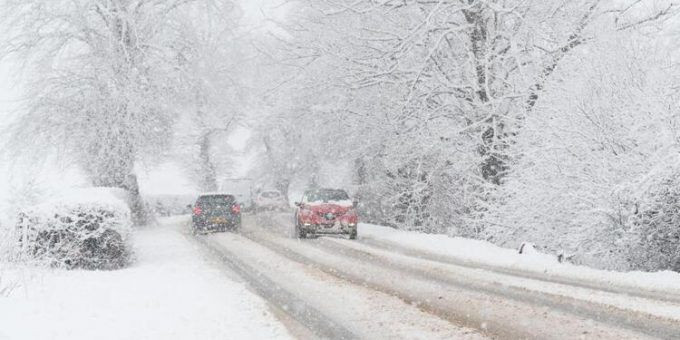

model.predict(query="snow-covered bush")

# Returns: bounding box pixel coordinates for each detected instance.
[15,188,133,270]
[352,146,486,236]
[624,166,680,272]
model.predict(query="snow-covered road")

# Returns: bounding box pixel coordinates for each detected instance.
[6,213,680,339]
[194,212,680,339]
[194,223,484,339]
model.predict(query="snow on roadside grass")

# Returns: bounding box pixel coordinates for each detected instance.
[0,216,291,340]
[359,223,680,295]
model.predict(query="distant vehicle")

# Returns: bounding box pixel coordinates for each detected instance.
[220,178,253,211]
[190,194,241,233]
[253,190,287,211]
[294,188,358,239]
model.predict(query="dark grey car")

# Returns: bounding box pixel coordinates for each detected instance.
[191,194,242,232]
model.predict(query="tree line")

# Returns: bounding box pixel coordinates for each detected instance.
[250,0,680,271]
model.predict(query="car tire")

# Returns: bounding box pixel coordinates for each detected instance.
[295,223,306,239]
[349,230,357,240]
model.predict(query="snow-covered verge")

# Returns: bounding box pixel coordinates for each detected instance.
[0,216,291,340]
[359,223,680,295]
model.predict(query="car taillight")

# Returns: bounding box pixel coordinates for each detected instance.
[231,204,241,214]
[193,206,202,215]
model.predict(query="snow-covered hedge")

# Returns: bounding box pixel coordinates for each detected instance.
[623,167,680,272]
[15,188,133,270]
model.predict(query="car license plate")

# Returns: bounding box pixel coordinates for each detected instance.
[211,217,226,224]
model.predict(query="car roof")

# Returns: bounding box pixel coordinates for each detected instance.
[305,188,347,193]
[197,193,235,198]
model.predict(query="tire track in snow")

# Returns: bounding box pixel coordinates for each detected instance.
[314,236,680,340]
[240,221,653,340]
[268,211,680,307]
[189,232,357,340]
[189,225,486,340]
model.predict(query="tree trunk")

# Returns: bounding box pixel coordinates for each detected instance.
[276,179,291,203]
[85,133,148,226]
[91,168,149,226]
[197,131,218,192]
[122,173,149,226]
[463,5,507,184]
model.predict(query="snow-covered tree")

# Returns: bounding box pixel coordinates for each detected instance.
[1,0,235,223]
[488,27,680,270]
[251,0,678,234]
[172,2,246,192]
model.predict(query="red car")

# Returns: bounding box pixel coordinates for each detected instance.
[294,188,358,239]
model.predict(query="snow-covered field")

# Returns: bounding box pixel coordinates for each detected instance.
[0,216,290,340]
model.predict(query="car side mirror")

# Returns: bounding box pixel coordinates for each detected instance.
[352,200,358,208]
[294,201,302,207]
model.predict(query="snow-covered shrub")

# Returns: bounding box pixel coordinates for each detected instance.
[15,188,133,270]
[352,142,484,235]
[624,167,680,272]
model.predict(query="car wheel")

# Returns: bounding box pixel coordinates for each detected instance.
[295,223,306,239]
[349,229,357,240]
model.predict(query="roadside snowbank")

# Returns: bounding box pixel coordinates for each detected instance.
[0,216,290,340]
[359,223,680,295]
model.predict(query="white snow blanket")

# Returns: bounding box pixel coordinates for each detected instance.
[0,216,290,340]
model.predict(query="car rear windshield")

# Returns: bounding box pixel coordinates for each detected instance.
[197,195,235,207]
[306,189,349,202]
